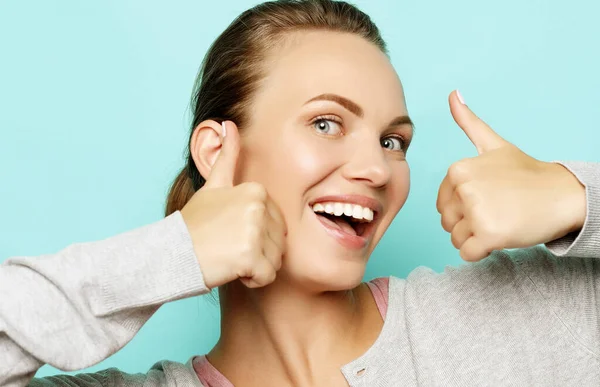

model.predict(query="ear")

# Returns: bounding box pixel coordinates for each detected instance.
[190,119,226,181]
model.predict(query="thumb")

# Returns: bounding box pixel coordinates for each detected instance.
[204,121,241,188]
[449,90,508,154]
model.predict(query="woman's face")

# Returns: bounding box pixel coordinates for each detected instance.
[237,31,412,291]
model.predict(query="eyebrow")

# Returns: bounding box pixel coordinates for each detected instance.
[388,115,414,130]
[305,93,364,117]
[304,93,414,131]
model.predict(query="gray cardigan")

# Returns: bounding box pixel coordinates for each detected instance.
[1,161,599,386]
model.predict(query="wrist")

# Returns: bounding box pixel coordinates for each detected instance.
[548,162,586,234]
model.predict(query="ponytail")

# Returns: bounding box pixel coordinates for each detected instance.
[165,167,196,216]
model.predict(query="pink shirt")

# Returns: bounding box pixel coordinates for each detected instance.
[193,277,390,386]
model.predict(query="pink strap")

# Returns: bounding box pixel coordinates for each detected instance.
[366,277,389,319]
[193,355,233,387]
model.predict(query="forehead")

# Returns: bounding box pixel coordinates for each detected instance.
[255,31,407,118]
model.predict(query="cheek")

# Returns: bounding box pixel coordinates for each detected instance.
[392,162,411,208]
[284,135,340,182]
[236,129,339,212]
[381,162,411,225]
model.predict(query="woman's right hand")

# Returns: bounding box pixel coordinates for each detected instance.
[180,122,287,289]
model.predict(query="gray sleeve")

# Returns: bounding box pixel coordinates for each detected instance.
[403,245,600,384]
[0,212,209,387]
[400,161,600,382]
[512,246,600,358]
[26,361,203,387]
[545,161,600,257]
[519,161,600,358]
[489,160,600,355]
[497,161,600,356]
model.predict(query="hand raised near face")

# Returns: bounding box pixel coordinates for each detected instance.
[181,121,288,288]
[436,91,585,262]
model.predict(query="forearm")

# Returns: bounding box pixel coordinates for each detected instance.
[0,212,208,386]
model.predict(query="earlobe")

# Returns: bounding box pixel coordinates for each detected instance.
[190,120,226,180]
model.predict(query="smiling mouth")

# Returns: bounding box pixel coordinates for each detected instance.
[311,202,377,238]
[316,212,369,237]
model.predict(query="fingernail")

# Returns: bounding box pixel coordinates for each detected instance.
[221,121,227,138]
[456,90,465,105]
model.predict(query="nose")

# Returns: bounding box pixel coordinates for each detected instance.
[341,137,392,188]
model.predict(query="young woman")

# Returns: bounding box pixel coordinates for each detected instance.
[2,1,599,386]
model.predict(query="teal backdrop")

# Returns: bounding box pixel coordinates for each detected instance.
[0,0,598,378]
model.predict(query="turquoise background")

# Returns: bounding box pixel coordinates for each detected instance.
[0,0,597,378]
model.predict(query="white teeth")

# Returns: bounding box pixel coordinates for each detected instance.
[334,203,344,216]
[324,203,334,214]
[352,205,363,219]
[364,207,374,221]
[311,201,376,223]
[344,203,353,217]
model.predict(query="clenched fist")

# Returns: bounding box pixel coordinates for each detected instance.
[181,121,287,289]
[437,91,586,262]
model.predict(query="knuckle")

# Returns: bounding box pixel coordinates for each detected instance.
[272,254,283,270]
[450,233,461,249]
[240,239,255,258]
[278,233,287,249]
[237,182,252,194]
[245,182,267,200]
[245,281,259,289]
[440,206,459,233]
[436,194,446,214]
[472,216,505,248]
[242,228,261,254]
[278,238,287,255]
[460,241,481,262]
[455,182,476,202]
[247,201,267,219]
[447,160,471,184]
[440,213,453,233]
[461,249,476,262]
[251,224,264,242]
[479,222,497,239]
[470,207,486,233]
[436,192,445,209]
[252,255,265,272]
[265,269,276,284]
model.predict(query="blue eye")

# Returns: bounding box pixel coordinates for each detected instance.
[380,136,404,151]
[313,118,342,136]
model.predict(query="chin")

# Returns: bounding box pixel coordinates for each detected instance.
[284,252,368,293]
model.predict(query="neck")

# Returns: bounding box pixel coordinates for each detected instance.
[208,276,382,387]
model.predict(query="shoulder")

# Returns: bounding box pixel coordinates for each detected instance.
[385,247,560,309]
[29,358,202,387]
[385,245,600,313]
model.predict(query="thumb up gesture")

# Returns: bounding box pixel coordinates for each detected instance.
[436,91,586,261]
[181,121,287,289]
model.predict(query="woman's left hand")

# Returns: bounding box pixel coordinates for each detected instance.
[436,91,587,262]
